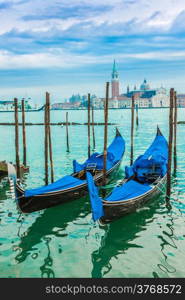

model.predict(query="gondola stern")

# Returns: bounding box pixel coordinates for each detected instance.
[156,125,163,136]
[115,127,121,137]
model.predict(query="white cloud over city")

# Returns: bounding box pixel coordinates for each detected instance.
[0,0,185,99]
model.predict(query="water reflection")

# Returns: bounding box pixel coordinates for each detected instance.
[40,237,55,278]
[91,193,183,278]
[14,196,90,277]
[157,207,177,275]
[0,178,9,200]
[91,197,162,278]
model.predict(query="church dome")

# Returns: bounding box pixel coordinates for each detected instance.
[140,79,150,90]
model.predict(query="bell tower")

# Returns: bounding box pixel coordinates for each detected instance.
[111,60,119,98]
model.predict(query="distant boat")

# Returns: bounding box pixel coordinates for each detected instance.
[0,105,44,113]
[87,127,168,223]
[8,129,125,213]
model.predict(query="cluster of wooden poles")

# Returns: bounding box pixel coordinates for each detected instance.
[13,83,110,185]
[13,85,177,203]
[43,84,110,186]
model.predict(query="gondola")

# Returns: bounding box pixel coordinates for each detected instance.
[8,128,125,213]
[87,127,168,223]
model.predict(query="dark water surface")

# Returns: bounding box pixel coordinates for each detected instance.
[0,108,185,278]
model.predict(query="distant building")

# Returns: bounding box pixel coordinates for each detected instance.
[50,61,177,110]
[52,102,81,109]
[108,61,170,108]
[0,98,32,110]
[0,100,14,110]
[111,60,119,98]
[69,94,81,104]
[177,94,185,107]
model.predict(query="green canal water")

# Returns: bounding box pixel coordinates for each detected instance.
[0,108,185,278]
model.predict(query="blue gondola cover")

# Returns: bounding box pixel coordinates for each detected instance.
[105,180,152,202]
[125,133,168,182]
[73,133,125,172]
[86,172,104,221]
[23,131,125,199]
[25,176,85,197]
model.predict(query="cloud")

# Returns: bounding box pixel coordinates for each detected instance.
[1,48,185,70]
[171,10,185,32]
[0,0,185,97]
[0,0,185,37]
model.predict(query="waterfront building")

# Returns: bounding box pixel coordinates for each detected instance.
[52,102,81,110]
[69,94,81,104]
[0,98,32,111]
[0,100,14,110]
[92,97,104,109]
[177,94,185,107]
[109,61,170,108]
[51,61,172,110]
[117,96,131,108]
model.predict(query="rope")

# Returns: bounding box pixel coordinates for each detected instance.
[155,184,166,195]
[100,180,124,190]
[100,183,118,189]
[155,182,175,201]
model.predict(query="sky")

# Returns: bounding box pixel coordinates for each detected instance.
[0,0,185,103]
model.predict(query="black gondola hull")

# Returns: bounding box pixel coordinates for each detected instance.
[16,160,122,213]
[101,176,166,223]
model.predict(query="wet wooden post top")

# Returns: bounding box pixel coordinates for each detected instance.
[103,82,109,186]
[166,88,174,203]
[87,93,91,158]
[47,92,54,183]
[14,98,21,178]
[44,92,49,185]
[21,98,27,167]
[173,91,177,175]
[91,103,96,151]
[130,94,135,166]
[66,112,70,152]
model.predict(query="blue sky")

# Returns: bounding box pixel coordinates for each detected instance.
[0,0,185,103]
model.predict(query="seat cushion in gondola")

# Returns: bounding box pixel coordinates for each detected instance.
[73,133,125,173]
[125,132,168,183]
[136,165,161,183]
[105,180,152,202]
[73,151,116,173]
[24,176,86,197]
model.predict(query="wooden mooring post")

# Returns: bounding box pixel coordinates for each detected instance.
[136,104,139,127]
[21,99,27,166]
[14,98,21,178]
[44,93,49,185]
[130,95,135,165]
[87,93,91,158]
[103,82,109,186]
[47,93,54,183]
[66,112,70,152]
[173,91,177,175]
[91,104,96,150]
[166,88,174,202]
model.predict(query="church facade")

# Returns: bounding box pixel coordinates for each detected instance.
[109,61,170,108]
